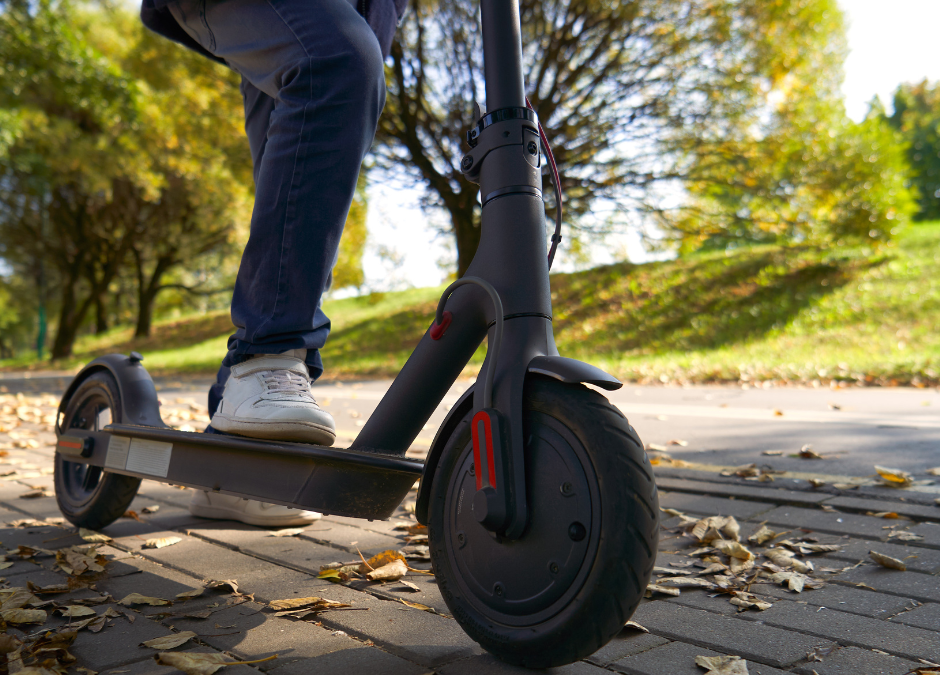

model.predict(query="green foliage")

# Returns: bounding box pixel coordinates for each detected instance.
[886,80,940,221]
[14,224,940,386]
[0,0,253,355]
[672,0,916,250]
[332,170,368,291]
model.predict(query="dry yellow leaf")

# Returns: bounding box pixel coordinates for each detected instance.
[926,467,940,476]
[79,528,112,543]
[646,584,681,597]
[205,579,239,593]
[266,528,305,537]
[695,654,749,674]
[143,536,182,549]
[119,593,171,607]
[623,620,648,632]
[747,526,778,545]
[399,598,432,611]
[869,550,906,571]
[874,465,913,487]
[714,540,753,561]
[56,606,97,618]
[366,559,408,582]
[729,591,772,611]
[1,608,47,624]
[154,652,265,675]
[268,596,338,612]
[358,549,405,574]
[141,631,197,650]
[176,588,205,600]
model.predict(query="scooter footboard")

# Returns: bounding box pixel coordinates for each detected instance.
[57,424,423,520]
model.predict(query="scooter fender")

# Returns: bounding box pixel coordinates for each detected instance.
[56,353,168,434]
[413,356,621,525]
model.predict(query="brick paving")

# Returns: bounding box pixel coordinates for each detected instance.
[1,389,939,674]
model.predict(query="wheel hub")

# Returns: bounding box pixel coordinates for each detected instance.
[445,412,596,625]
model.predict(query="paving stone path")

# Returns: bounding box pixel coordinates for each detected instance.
[1,389,938,675]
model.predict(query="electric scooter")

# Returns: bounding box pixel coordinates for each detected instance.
[53,0,659,666]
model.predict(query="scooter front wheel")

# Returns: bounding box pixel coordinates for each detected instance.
[54,371,142,530]
[428,377,659,668]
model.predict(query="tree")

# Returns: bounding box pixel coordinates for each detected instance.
[376,0,869,274]
[0,1,252,354]
[885,80,940,221]
[671,4,916,250]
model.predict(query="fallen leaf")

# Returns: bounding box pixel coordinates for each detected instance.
[176,588,205,600]
[867,511,902,519]
[748,526,778,545]
[399,598,432,611]
[18,488,52,499]
[808,478,826,488]
[366,559,408,582]
[657,577,717,590]
[141,505,161,514]
[393,523,427,535]
[773,409,784,417]
[623,620,649,632]
[399,580,420,592]
[358,549,405,574]
[887,531,924,542]
[141,631,197,650]
[0,588,40,610]
[695,654,749,675]
[268,596,349,612]
[874,465,913,487]
[205,579,239,594]
[56,605,97,617]
[119,593,171,607]
[668,439,688,447]
[646,584,681,597]
[317,569,344,582]
[79,528,112,543]
[761,450,783,456]
[1,608,47,623]
[154,652,278,675]
[869,550,906,571]
[714,540,753,561]
[798,445,823,459]
[729,591,772,611]
[143,536,182,549]
[123,510,142,522]
[266,528,305,537]
[661,508,685,518]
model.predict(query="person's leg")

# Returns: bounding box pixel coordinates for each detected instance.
[169,0,385,441]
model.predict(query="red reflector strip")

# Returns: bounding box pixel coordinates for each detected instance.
[471,410,497,491]
[58,440,83,450]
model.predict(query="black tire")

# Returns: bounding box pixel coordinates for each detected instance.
[428,376,659,668]
[54,371,142,530]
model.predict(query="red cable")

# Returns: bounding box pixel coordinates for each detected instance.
[525,97,563,268]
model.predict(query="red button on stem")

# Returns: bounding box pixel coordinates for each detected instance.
[430,311,453,340]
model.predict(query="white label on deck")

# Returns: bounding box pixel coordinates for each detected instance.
[125,439,173,478]
[105,436,131,470]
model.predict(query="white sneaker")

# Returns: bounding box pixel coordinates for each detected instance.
[189,491,321,527]
[209,349,336,445]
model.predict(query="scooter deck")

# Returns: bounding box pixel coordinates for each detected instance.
[57,424,424,520]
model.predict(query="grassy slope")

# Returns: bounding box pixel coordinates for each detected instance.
[5,223,940,384]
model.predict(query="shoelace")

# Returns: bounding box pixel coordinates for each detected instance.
[261,370,315,399]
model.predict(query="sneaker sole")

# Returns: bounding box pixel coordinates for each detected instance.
[209,416,336,446]
[189,501,322,527]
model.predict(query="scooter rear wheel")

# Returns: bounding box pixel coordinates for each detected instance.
[54,371,142,530]
[428,377,659,668]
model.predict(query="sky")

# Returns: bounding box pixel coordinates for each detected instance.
[351,0,940,295]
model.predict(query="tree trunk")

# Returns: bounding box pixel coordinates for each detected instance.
[134,288,158,338]
[94,292,108,334]
[452,193,481,278]
[50,281,92,360]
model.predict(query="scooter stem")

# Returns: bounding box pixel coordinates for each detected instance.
[480,0,526,110]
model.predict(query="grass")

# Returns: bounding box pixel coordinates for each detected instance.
[4,223,940,385]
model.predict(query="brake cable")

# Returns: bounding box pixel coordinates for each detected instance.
[525,97,563,269]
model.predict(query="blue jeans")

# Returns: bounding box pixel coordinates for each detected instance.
[165,0,386,415]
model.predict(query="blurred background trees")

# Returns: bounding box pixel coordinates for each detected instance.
[0,0,937,363]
